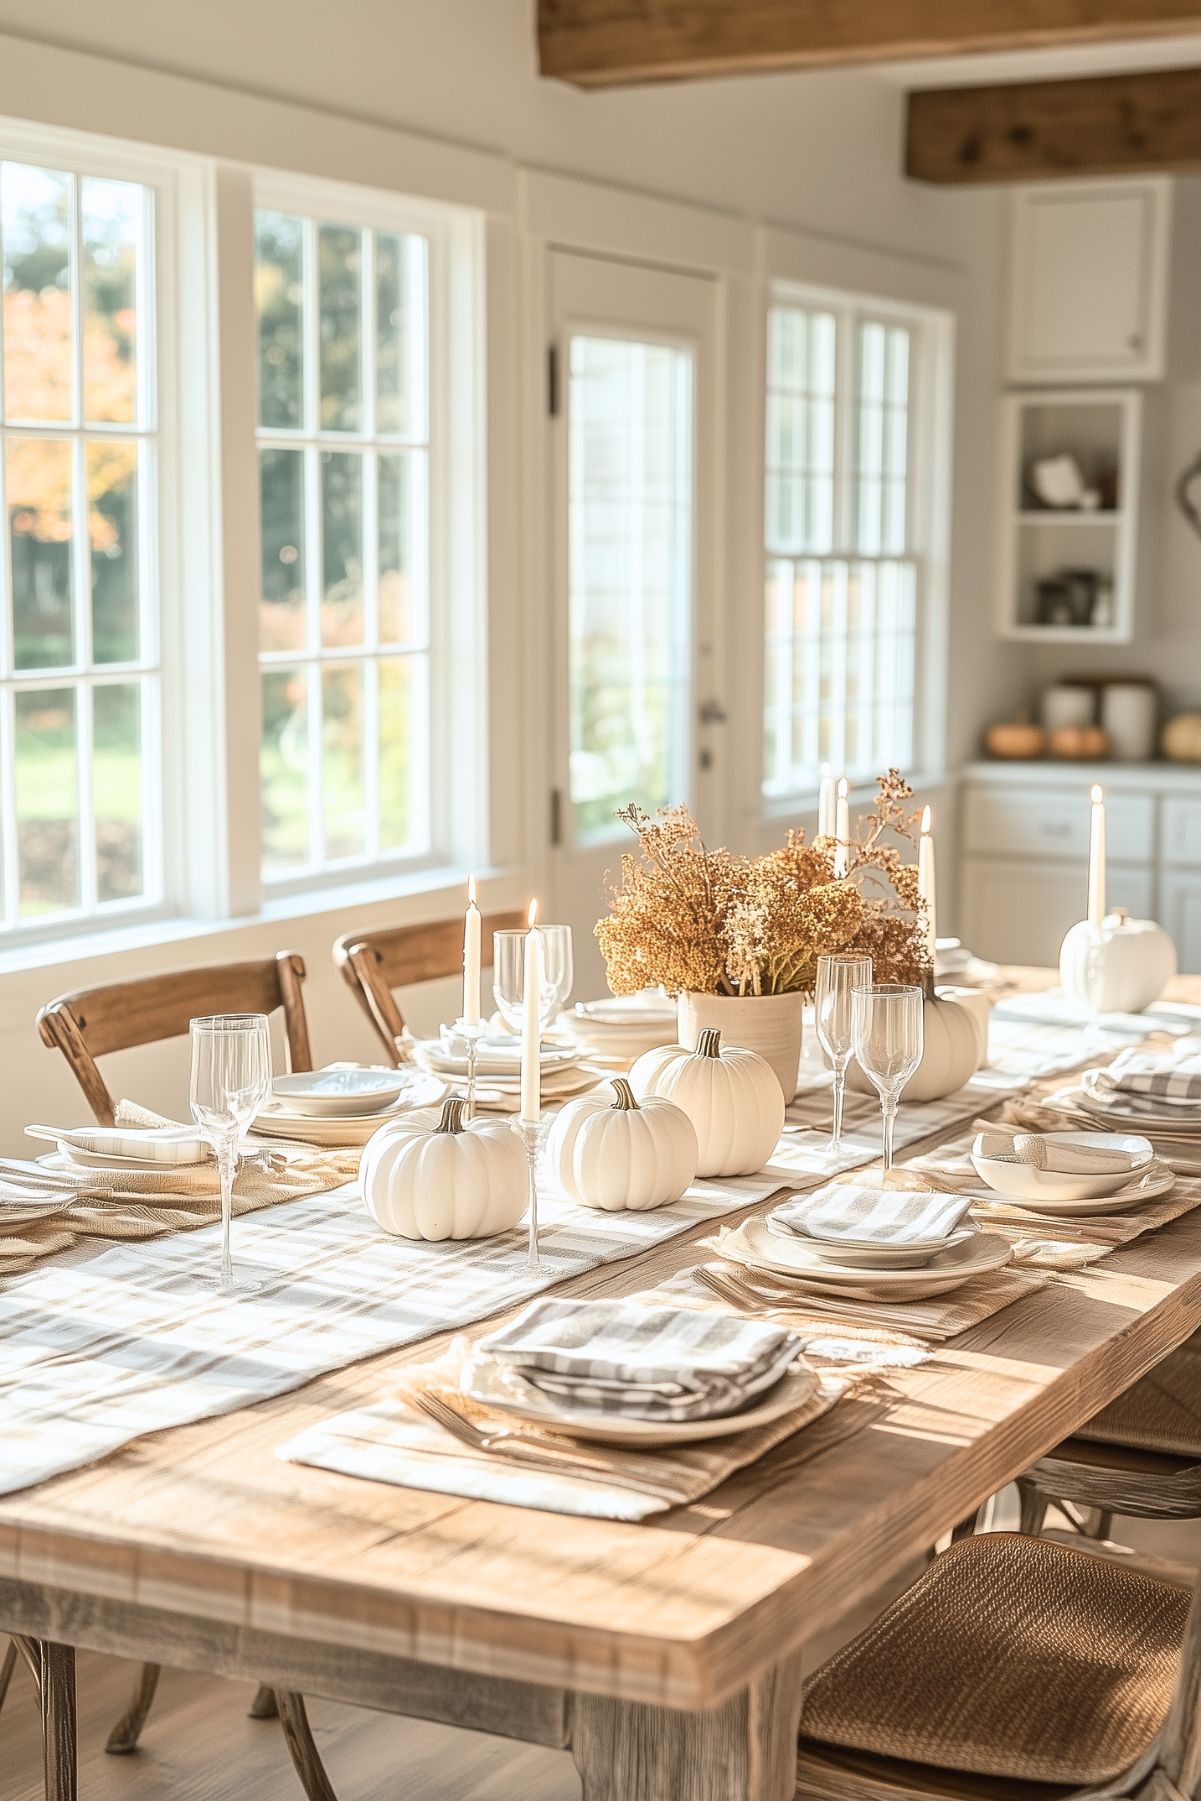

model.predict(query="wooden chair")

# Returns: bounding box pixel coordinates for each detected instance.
[793,1530,1201,1801]
[334,911,527,1063]
[33,952,333,1799]
[36,952,313,1126]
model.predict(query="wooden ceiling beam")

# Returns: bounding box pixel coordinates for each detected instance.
[907,65,1201,182]
[538,1,1201,89]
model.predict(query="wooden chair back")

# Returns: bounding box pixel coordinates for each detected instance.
[37,952,313,1125]
[334,912,527,1064]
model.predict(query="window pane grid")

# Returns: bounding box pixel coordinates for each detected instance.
[0,159,159,931]
[763,299,920,799]
[256,208,431,881]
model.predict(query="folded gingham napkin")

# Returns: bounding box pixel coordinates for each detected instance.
[26,1121,213,1165]
[476,1296,803,1422]
[1085,1039,1201,1108]
[772,1182,973,1246]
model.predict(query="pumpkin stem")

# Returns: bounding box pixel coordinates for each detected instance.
[434,1096,467,1135]
[924,965,937,1003]
[609,1077,640,1112]
[696,1027,723,1059]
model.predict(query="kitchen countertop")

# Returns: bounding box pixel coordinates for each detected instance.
[963,760,1201,791]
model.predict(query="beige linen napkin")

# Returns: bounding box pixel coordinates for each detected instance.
[278,1334,876,1522]
[0,1101,359,1277]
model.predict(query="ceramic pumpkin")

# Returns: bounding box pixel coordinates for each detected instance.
[985,722,1046,761]
[1059,910,1177,1014]
[848,990,979,1103]
[546,1077,698,1212]
[360,1096,527,1241]
[630,1028,784,1178]
[1048,724,1109,761]
[1162,714,1201,763]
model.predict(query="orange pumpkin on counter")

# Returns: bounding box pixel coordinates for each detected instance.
[984,721,1045,760]
[1047,724,1109,761]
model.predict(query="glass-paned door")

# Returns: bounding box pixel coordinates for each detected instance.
[548,251,719,992]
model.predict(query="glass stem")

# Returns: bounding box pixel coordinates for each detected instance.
[218,1137,236,1288]
[465,1038,478,1121]
[831,1062,847,1156]
[881,1098,898,1173]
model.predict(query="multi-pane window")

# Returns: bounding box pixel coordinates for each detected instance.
[255,207,430,881]
[0,159,158,930]
[763,298,919,798]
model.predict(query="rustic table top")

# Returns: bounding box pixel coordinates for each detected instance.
[4,967,1200,1714]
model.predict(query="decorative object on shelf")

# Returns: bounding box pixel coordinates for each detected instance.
[1059,910,1178,1015]
[1047,724,1109,761]
[546,1077,698,1213]
[630,1029,784,1179]
[984,721,1046,760]
[1100,678,1158,762]
[847,987,979,1106]
[360,1096,527,1241]
[1173,446,1201,544]
[1040,682,1096,734]
[1162,713,1201,763]
[1027,453,1102,512]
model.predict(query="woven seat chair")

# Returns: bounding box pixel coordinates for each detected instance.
[334,910,527,1064]
[33,953,336,1801]
[794,1531,1200,1801]
[1016,1333,1201,1545]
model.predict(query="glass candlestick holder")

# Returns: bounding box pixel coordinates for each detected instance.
[451,1017,487,1118]
[518,1117,549,1272]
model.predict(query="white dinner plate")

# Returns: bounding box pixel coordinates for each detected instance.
[57,1142,212,1173]
[766,1214,976,1269]
[458,1351,819,1446]
[253,1071,447,1144]
[969,1162,1176,1217]
[573,995,677,1027]
[971,1132,1153,1202]
[717,1217,1013,1301]
[416,1040,582,1078]
[271,1068,410,1117]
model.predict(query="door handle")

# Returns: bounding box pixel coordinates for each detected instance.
[698,699,728,726]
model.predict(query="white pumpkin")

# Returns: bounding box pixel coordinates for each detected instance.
[630,1028,784,1178]
[547,1077,698,1212]
[1059,910,1178,1014]
[847,990,979,1103]
[360,1096,527,1241]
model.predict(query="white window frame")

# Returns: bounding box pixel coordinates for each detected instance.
[759,277,951,817]
[0,117,197,951]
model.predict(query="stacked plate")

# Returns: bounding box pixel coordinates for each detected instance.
[254,1066,446,1147]
[565,994,679,1068]
[25,1121,213,1174]
[717,1214,1013,1303]
[413,1035,603,1110]
[970,1130,1173,1216]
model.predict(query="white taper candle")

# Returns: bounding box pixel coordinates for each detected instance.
[834,777,850,877]
[918,804,937,962]
[1087,785,1107,930]
[462,876,482,1027]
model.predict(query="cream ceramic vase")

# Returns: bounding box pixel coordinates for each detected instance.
[677,990,804,1103]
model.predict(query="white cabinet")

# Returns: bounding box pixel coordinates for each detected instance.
[960,855,1153,970]
[1162,872,1201,977]
[1008,180,1170,384]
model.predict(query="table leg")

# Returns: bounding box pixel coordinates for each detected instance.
[569,1654,805,1801]
[39,1641,76,1801]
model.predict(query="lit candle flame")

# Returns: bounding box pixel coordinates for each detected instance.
[527,898,539,929]
[467,874,477,906]
[1090,784,1104,805]
[920,804,933,835]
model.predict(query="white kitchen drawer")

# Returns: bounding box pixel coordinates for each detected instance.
[962,786,1154,864]
[961,856,1155,968]
[1162,798,1201,869]
[1162,870,1201,975]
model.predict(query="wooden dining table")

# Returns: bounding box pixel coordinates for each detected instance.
[4,968,1201,1801]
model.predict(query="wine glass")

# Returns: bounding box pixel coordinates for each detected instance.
[493,925,574,1033]
[851,984,924,1173]
[189,1013,273,1293]
[815,954,872,1157]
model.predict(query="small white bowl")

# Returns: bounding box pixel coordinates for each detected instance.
[970,1131,1153,1202]
[270,1068,408,1117]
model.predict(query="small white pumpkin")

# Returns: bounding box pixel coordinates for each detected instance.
[547,1077,698,1212]
[1059,910,1178,1014]
[847,990,979,1103]
[630,1028,784,1178]
[360,1096,527,1241]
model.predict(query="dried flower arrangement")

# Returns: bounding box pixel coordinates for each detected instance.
[595,770,929,998]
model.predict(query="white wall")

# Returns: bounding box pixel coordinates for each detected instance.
[0,1,1010,1145]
